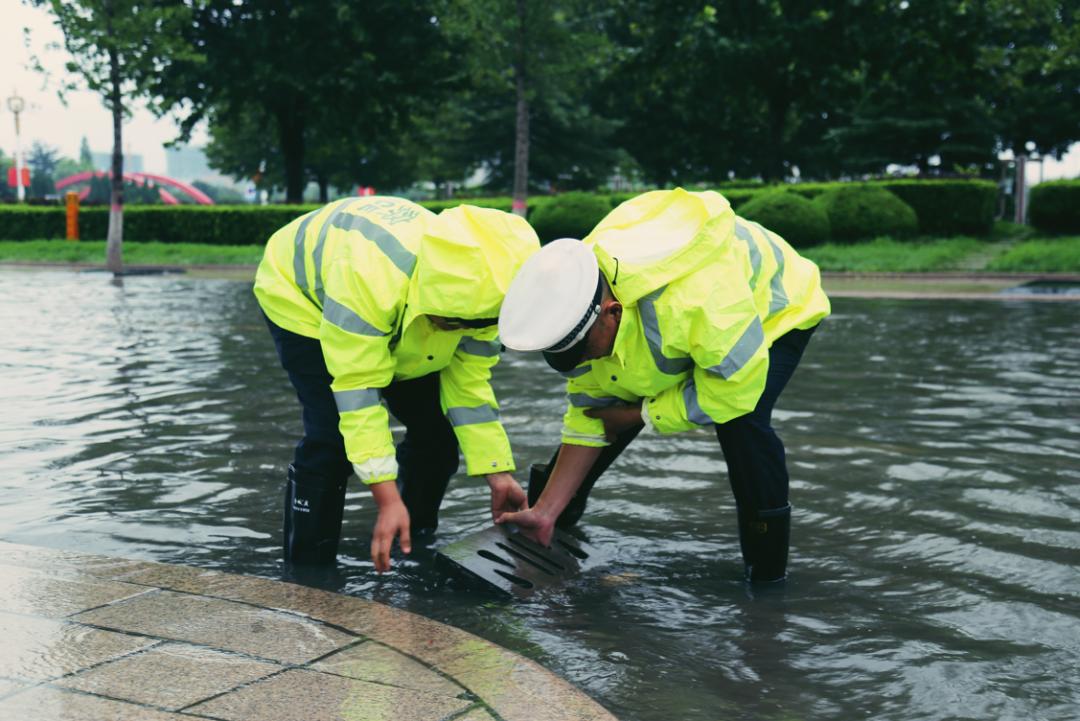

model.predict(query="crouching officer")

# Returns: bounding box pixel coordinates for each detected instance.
[255,196,539,571]
[496,189,830,582]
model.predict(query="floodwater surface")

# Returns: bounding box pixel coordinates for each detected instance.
[1,268,1077,721]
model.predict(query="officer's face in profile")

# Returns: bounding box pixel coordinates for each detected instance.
[582,299,622,361]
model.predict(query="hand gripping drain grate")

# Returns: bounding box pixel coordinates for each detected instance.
[436,525,598,596]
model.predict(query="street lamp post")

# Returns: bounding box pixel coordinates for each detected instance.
[6,92,26,203]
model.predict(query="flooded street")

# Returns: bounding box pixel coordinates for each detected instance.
[2,268,1078,721]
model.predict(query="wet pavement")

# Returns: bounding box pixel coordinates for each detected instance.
[0,541,618,721]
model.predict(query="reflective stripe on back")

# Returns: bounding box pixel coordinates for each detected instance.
[447,405,499,426]
[335,214,417,277]
[637,287,693,375]
[707,317,764,379]
[312,199,360,305]
[307,200,419,306]
[333,388,381,413]
[322,295,389,336]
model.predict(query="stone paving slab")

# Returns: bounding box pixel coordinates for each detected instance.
[0,541,618,721]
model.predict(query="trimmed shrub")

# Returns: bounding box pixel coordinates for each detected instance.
[529,192,613,243]
[813,184,918,242]
[879,180,996,236]
[738,191,831,247]
[419,197,515,214]
[1029,180,1080,234]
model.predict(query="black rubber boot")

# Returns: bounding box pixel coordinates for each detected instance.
[737,504,792,583]
[398,473,452,533]
[283,464,347,565]
[528,462,592,528]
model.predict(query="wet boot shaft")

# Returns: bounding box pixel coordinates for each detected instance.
[283,465,347,565]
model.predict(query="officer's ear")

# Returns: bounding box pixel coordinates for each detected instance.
[602,299,621,323]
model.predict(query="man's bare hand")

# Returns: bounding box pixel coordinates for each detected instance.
[486,472,527,522]
[495,507,556,547]
[584,404,642,441]
[370,499,410,573]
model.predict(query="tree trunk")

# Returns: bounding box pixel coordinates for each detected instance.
[278,109,306,204]
[762,93,789,182]
[105,6,124,275]
[317,175,328,204]
[511,0,529,217]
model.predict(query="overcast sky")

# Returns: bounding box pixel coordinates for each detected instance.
[1,0,1077,182]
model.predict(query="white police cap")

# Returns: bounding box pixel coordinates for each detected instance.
[498,238,602,370]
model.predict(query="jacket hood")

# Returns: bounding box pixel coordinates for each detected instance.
[584,188,734,305]
[408,205,540,319]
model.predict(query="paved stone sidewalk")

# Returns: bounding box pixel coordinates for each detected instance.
[0,541,618,721]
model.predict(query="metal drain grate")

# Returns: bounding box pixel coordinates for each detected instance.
[436,525,597,596]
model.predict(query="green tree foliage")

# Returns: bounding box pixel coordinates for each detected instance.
[600,1,869,183]
[34,0,197,271]
[0,150,13,202]
[27,142,61,198]
[980,0,1080,161]
[78,136,93,169]
[155,0,459,203]
[437,0,620,199]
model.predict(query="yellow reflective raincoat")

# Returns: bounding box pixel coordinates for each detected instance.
[561,189,830,446]
[254,197,539,483]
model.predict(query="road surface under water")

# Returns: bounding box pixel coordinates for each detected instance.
[2,268,1077,721]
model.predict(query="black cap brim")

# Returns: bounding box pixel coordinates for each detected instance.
[542,337,589,373]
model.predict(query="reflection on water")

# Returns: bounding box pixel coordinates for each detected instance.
[2,268,1078,721]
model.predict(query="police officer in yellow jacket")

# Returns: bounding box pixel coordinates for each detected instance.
[255,196,539,570]
[496,189,830,582]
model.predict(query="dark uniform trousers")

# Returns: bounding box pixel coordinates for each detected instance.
[265,315,459,561]
[531,325,817,581]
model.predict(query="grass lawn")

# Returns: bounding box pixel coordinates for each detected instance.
[2,234,1078,274]
[803,234,1080,273]
[0,240,263,266]
[986,237,1080,272]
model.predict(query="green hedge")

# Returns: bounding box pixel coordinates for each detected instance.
[529,192,614,243]
[0,180,1000,245]
[1029,180,1080,234]
[813,184,918,242]
[739,191,831,247]
[877,180,996,235]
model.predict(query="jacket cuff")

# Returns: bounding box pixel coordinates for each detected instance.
[353,455,398,485]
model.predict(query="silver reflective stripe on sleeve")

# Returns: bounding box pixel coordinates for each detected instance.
[568,393,625,408]
[753,222,790,315]
[292,210,320,304]
[560,364,591,379]
[447,405,499,426]
[683,376,715,426]
[707,318,764,379]
[333,388,381,413]
[637,287,693,375]
[322,295,389,336]
[734,220,763,288]
[458,337,500,357]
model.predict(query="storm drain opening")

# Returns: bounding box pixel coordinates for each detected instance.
[477,549,516,568]
[437,524,600,596]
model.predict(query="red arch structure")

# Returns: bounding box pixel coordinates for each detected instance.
[55,171,215,205]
